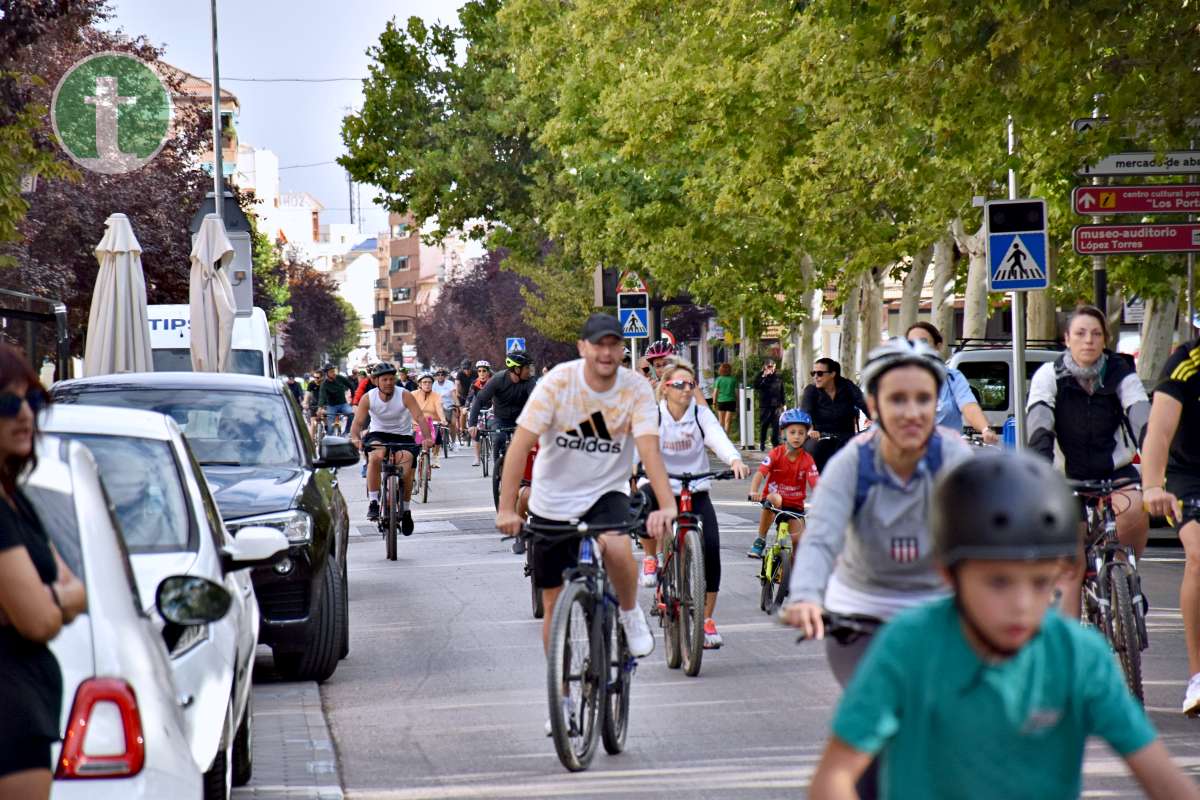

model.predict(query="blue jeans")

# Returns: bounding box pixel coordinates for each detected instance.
[323,403,354,433]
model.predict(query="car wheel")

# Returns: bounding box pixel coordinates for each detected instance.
[338,565,350,660]
[274,557,343,682]
[232,692,253,787]
[203,703,234,800]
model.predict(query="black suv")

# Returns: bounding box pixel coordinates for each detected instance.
[52,372,359,681]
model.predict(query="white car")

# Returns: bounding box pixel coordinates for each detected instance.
[42,406,288,800]
[29,436,209,798]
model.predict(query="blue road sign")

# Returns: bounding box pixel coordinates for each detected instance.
[986,199,1049,292]
[618,307,650,338]
[505,337,525,352]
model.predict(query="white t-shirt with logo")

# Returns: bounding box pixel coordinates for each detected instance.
[518,359,659,520]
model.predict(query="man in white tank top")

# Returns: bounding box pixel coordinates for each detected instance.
[349,362,432,535]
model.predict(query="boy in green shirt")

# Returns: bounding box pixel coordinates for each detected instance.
[811,452,1199,800]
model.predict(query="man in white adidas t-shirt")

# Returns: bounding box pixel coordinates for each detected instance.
[497,313,678,659]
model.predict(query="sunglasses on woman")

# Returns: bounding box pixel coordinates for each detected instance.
[665,380,696,390]
[810,370,829,377]
[0,390,46,418]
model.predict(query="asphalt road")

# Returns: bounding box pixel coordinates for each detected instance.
[317,443,1200,799]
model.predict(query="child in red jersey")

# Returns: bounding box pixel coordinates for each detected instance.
[747,408,818,558]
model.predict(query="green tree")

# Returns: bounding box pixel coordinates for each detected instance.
[327,296,361,362]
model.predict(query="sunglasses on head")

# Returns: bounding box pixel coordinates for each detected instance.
[0,390,46,418]
[666,380,696,390]
[810,370,829,377]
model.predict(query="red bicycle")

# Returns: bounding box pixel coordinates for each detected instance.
[655,469,734,677]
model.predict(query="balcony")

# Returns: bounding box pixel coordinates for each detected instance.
[374,278,387,289]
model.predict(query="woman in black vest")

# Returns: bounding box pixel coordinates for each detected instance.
[0,343,86,798]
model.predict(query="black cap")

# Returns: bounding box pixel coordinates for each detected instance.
[580,313,623,343]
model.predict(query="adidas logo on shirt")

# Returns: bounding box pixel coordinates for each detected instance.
[555,411,623,453]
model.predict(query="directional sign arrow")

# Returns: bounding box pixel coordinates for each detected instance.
[1077,192,1096,210]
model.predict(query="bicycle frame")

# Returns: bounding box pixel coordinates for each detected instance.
[1080,489,1147,648]
[657,486,700,619]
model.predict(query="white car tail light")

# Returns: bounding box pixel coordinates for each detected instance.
[56,678,145,778]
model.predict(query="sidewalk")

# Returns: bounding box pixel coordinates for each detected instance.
[233,660,343,800]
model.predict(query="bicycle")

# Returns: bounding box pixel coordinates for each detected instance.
[757,501,805,613]
[477,410,493,478]
[437,422,451,460]
[656,469,734,676]
[413,441,432,504]
[1068,476,1149,703]
[364,442,412,561]
[491,425,517,510]
[515,516,647,772]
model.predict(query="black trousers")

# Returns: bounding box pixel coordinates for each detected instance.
[758,406,781,449]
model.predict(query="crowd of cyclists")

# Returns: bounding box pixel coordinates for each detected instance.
[289,305,1200,796]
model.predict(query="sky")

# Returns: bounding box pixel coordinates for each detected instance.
[99,0,464,238]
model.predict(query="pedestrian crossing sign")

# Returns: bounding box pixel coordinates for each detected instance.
[986,198,1049,292]
[618,307,649,338]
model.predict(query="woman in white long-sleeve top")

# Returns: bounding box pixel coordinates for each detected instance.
[641,361,750,649]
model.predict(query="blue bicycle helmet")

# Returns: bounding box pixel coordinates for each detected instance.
[779,408,812,428]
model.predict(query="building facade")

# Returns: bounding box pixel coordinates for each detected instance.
[374,214,422,366]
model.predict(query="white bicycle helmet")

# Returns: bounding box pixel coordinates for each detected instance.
[859,338,947,395]
[475,360,492,370]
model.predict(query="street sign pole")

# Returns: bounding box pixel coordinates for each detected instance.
[1192,139,1197,335]
[1090,104,1105,314]
[1008,117,1028,452]
[209,0,223,222]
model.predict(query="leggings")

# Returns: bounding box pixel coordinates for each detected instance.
[826,628,881,800]
[649,489,722,592]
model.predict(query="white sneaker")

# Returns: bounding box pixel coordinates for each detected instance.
[471,459,480,467]
[1183,673,1200,717]
[619,606,655,658]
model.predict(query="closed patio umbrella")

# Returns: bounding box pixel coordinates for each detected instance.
[189,213,236,372]
[82,213,154,377]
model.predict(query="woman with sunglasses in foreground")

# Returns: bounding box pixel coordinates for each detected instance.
[638,362,750,648]
[0,343,87,799]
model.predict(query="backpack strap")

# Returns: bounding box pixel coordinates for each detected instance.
[853,436,880,515]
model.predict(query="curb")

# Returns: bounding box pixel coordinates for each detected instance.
[233,681,343,800]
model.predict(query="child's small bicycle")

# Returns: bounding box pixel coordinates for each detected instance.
[757,500,805,613]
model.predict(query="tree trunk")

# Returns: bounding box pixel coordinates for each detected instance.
[898,244,935,334]
[1106,289,1124,350]
[1139,281,1181,383]
[860,267,884,365]
[930,233,956,353]
[799,253,821,383]
[951,218,990,340]
[1026,247,1057,342]
[839,280,861,380]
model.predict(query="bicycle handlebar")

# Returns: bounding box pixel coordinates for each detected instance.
[759,500,806,519]
[794,611,883,643]
[1068,476,1141,494]
[512,518,650,542]
[668,469,736,485]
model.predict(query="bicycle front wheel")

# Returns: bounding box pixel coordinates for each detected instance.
[480,436,490,477]
[759,550,775,613]
[548,581,603,772]
[679,528,706,677]
[601,616,631,755]
[421,453,430,504]
[492,453,503,510]
[774,547,792,611]
[385,474,399,561]
[1108,565,1144,704]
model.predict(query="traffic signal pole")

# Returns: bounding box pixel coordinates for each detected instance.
[1008,117,1029,451]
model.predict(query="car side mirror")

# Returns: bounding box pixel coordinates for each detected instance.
[220,525,288,573]
[315,435,359,469]
[156,575,232,625]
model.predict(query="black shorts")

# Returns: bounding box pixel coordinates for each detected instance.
[530,491,631,589]
[716,399,737,413]
[1167,471,1200,527]
[363,431,420,460]
[0,733,52,777]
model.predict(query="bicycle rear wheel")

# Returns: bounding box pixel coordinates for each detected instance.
[661,550,682,670]
[548,581,603,772]
[601,616,631,755]
[679,529,706,677]
[441,429,449,459]
[492,453,504,510]
[480,436,490,477]
[1108,565,1144,703]
[385,474,399,561]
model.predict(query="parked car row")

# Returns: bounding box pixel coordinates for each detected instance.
[28,371,360,799]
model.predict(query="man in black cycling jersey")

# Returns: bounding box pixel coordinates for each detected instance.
[469,350,536,472]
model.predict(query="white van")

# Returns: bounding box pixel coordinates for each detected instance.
[147,304,278,378]
[947,343,1062,429]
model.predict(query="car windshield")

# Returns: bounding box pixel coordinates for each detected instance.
[66,389,300,467]
[152,348,265,376]
[68,435,194,553]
